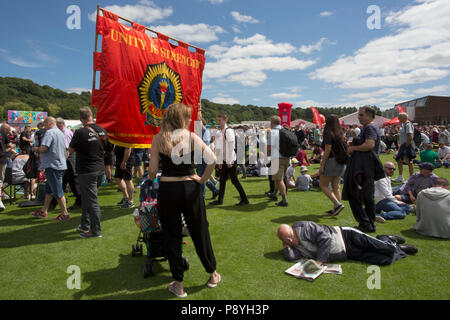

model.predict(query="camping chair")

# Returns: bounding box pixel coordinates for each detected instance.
[2,167,27,204]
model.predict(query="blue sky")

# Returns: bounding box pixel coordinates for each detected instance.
[0,0,449,110]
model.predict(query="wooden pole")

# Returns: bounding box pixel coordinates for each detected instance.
[98,6,204,51]
[91,4,100,94]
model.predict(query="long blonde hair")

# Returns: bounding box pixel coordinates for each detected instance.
[158,103,192,155]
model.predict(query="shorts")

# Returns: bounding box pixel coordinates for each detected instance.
[272,158,290,181]
[133,149,145,167]
[323,157,346,177]
[115,164,133,181]
[104,151,114,166]
[395,143,416,162]
[45,168,66,199]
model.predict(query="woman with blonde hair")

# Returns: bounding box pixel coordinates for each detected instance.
[149,103,221,298]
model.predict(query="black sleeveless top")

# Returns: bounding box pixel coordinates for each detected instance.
[160,135,195,177]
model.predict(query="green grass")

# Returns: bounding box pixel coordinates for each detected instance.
[0,153,449,300]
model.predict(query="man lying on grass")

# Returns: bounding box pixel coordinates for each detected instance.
[277,221,418,266]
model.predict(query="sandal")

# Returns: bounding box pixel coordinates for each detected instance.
[168,281,187,298]
[207,274,221,288]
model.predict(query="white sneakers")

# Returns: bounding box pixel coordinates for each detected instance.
[0,201,5,211]
[392,176,405,183]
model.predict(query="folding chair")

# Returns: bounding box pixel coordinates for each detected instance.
[2,167,24,204]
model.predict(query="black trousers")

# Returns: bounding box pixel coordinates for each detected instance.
[218,163,248,203]
[348,176,376,229]
[158,181,216,282]
[342,227,404,265]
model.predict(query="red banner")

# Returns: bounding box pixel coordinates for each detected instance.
[311,107,324,128]
[396,105,406,114]
[91,10,205,148]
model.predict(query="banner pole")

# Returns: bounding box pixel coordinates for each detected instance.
[97,6,204,52]
[91,4,100,95]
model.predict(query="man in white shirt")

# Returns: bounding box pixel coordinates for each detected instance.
[375,161,412,223]
[210,114,249,206]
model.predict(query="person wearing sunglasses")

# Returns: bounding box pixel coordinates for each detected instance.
[374,162,412,223]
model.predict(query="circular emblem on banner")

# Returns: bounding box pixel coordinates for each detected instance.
[138,62,183,127]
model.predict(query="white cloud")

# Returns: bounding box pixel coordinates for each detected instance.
[151,24,226,43]
[209,0,224,4]
[205,34,317,87]
[231,25,241,34]
[231,11,259,24]
[299,37,334,55]
[0,48,40,68]
[89,0,173,24]
[294,99,328,108]
[270,93,302,99]
[340,87,414,108]
[414,84,449,95]
[320,11,333,17]
[310,0,450,89]
[66,88,92,94]
[211,96,240,105]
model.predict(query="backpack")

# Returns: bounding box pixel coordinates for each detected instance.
[413,127,421,146]
[332,140,350,165]
[279,128,300,157]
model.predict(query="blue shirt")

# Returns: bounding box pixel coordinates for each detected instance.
[40,126,67,171]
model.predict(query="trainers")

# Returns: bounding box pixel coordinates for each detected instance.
[375,215,386,224]
[31,210,48,219]
[120,201,135,209]
[275,201,288,207]
[80,231,102,239]
[117,198,127,206]
[330,204,344,216]
[209,200,223,206]
[77,225,90,233]
[52,214,70,221]
[0,201,5,212]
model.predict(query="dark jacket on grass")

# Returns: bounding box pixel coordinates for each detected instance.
[283,221,347,263]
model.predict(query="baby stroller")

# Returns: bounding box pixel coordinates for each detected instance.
[132,172,189,278]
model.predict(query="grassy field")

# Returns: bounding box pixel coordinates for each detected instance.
[0,153,449,300]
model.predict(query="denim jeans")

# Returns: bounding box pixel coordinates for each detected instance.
[196,163,219,199]
[376,199,411,220]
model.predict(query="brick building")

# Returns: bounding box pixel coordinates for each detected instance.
[388,96,450,125]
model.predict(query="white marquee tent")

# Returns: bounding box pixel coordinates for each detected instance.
[339,112,390,127]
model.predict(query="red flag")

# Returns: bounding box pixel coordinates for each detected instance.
[311,107,324,128]
[92,10,205,148]
[396,105,406,114]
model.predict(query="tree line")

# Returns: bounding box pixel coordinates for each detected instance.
[0,77,379,123]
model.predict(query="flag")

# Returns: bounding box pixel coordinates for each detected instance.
[91,9,205,148]
[396,105,406,114]
[311,107,324,128]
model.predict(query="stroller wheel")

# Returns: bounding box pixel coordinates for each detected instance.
[142,263,154,278]
[131,245,136,257]
[182,257,189,271]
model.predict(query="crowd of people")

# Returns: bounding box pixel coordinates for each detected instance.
[0,104,449,298]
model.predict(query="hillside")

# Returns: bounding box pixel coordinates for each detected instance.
[0,77,371,123]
